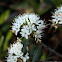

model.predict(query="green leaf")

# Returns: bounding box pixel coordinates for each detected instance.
[32,46,42,62]
[40,0,44,4]
[57,26,62,30]
[0,36,4,48]
[1,23,10,33]
[30,44,36,59]
[38,5,51,15]
[0,49,6,59]
[44,0,53,5]
[0,31,2,37]
[45,56,54,60]
[53,0,62,7]
[26,0,38,11]
[21,38,27,44]
[3,30,13,51]
[10,3,29,10]
[23,39,30,54]
[0,10,10,25]
[31,0,39,10]
[40,53,46,61]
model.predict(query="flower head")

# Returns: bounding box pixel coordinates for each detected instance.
[7,39,29,62]
[11,13,46,41]
[52,6,62,24]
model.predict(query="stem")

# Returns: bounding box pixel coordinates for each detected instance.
[41,42,62,58]
[20,37,23,40]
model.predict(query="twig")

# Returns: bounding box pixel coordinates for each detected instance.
[41,42,62,58]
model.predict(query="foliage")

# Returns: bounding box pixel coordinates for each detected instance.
[0,10,13,59]
[0,0,62,61]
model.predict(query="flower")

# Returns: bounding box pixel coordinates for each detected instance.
[12,22,20,35]
[20,25,30,39]
[35,30,42,41]
[52,6,62,24]
[7,54,18,62]
[25,52,29,59]
[21,52,29,62]
[8,41,23,56]
[11,13,46,41]
[7,39,29,62]
[28,24,36,33]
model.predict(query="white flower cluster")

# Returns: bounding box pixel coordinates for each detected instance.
[7,39,29,62]
[52,6,62,24]
[11,13,45,40]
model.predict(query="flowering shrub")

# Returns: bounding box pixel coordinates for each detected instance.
[7,6,62,62]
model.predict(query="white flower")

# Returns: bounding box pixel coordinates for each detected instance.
[11,13,39,36]
[7,54,18,62]
[11,13,46,41]
[7,39,29,62]
[28,24,36,33]
[25,52,29,59]
[52,6,62,24]
[12,22,20,35]
[35,30,42,40]
[37,20,45,29]
[20,29,30,39]
[34,20,45,41]
[20,25,30,39]
[21,57,26,62]
[21,52,29,62]
[28,13,39,24]
[8,41,23,56]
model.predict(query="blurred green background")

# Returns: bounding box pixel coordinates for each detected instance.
[0,0,62,61]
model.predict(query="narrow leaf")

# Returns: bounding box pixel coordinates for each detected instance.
[32,46,42,62]
[30,44,35,58]
[3,30,13,51]
[0,10,10,25]
[40,53,46,61]
[23,39,30,54]
[0,36,4,48]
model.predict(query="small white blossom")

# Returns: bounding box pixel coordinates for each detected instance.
[28,24,36,33]
[7,54,18,62]
[35,30,42,41]
[20,25,30,39]
[7,39,29,62]
[12,22,20,35]
[52,6,62,24]
[21,52,29,62]
[8,41,23,56]
[25,52,30,59]
[20,29,30,39]
[37,20,45,29]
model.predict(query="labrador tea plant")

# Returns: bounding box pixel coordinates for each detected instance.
[7,6,62,62]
